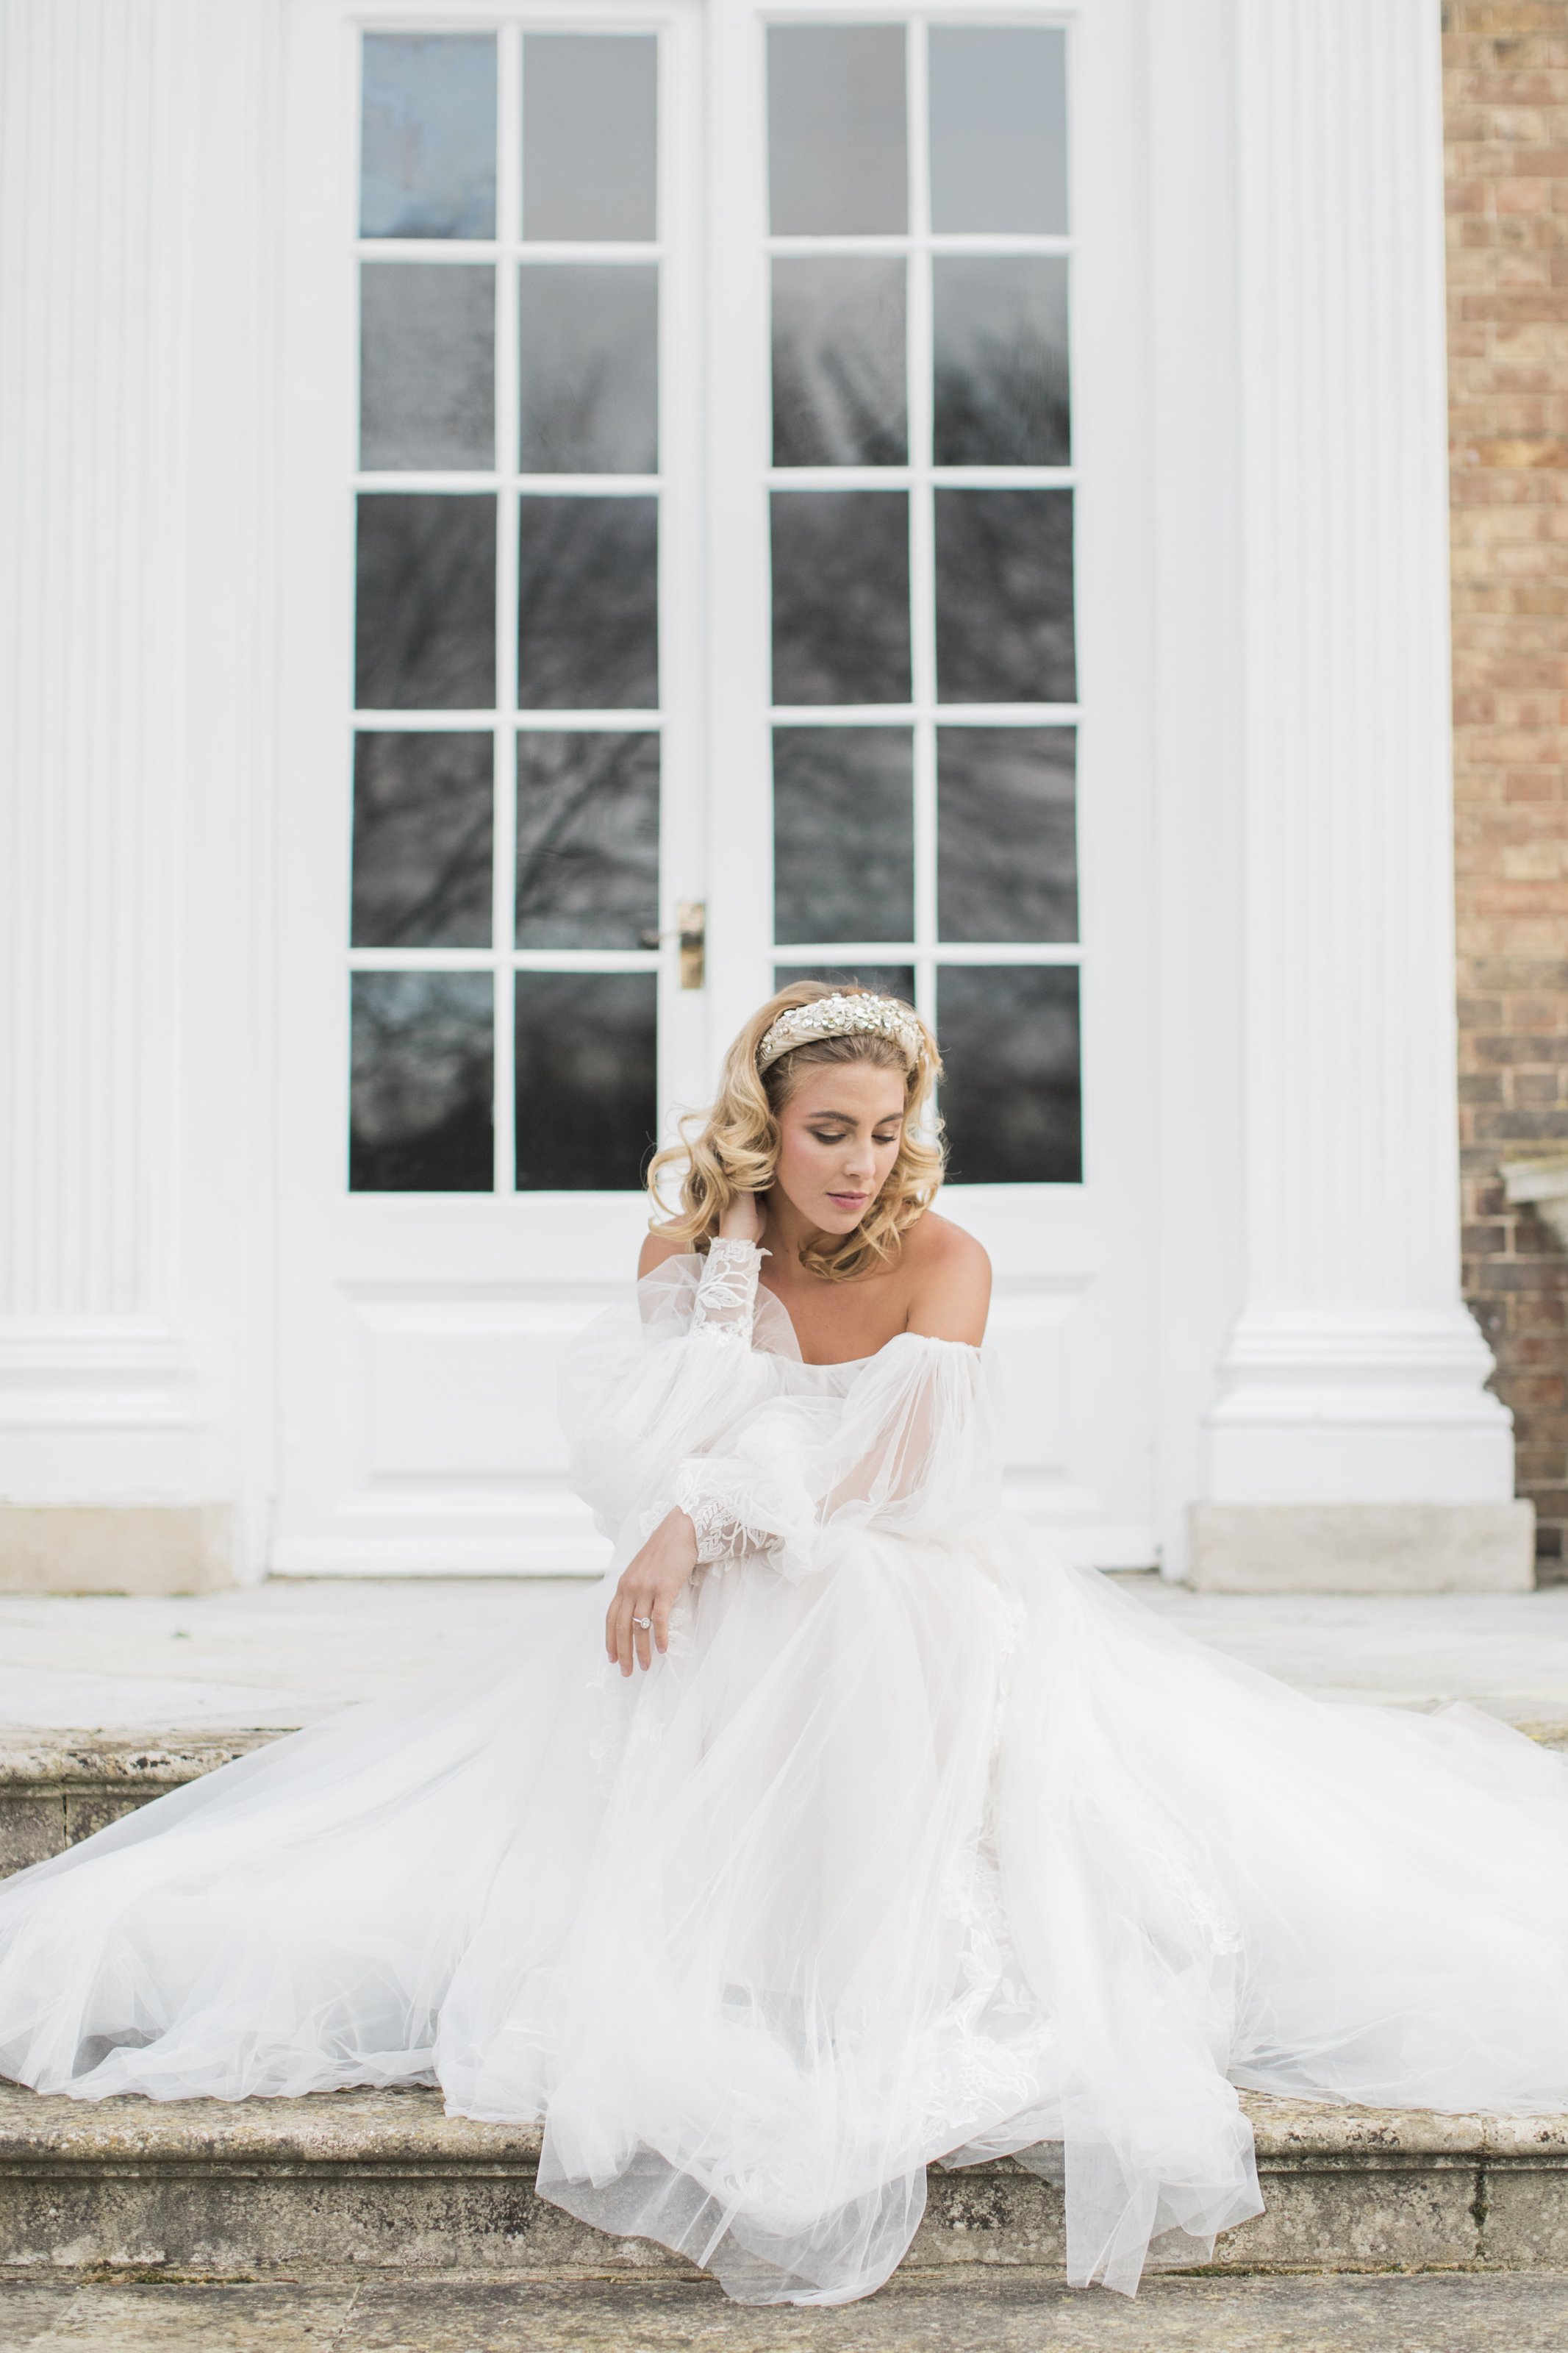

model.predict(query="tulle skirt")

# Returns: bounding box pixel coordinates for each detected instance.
[2,1527,1568,2304]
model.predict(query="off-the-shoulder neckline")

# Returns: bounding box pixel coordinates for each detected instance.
[656,1252,984,1366]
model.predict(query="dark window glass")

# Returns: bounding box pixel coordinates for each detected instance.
[518,497,659,709]
[933,257,1070,468]
[938,729,1076,943]
[356,495,496,710]
[360,35,496,240]
[515,971,657,1188]
[934,490,1073,705]
[360,264,494,471]
[523,35,656,241]
[350,971,493,1191]
[938,965,1080,1183]
[774,964,915,1004]
[518,265,657,474]
[767,26,906,234]
[352,732,493,949]
[771,493,910,706]
[516,732,659,949]
[773,728,913,944]
[773,258,906,468]
[928,28,1067,235]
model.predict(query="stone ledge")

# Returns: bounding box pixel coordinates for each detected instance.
[1,2084,1567,2282]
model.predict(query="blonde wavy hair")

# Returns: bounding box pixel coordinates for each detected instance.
[647,981,945,1282]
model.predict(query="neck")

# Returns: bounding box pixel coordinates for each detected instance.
[759,1189,831,1271]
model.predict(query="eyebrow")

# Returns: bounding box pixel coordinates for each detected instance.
[803,1108,903,1125]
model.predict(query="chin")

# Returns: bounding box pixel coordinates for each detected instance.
[817,1207,866,1232]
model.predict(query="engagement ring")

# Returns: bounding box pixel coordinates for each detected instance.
[631,1615,653,1629]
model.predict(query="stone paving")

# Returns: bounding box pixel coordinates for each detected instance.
[5,1575,1568,1737]
[4,2274,1568,2353]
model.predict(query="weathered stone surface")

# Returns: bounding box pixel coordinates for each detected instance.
[0,1739,279,1879]
[3,2084,1568,2290]
[7,2272,1568,2353]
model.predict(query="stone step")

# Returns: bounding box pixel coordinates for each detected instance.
[0,2082,1565,2286]
[0,1735,274,1879]
[7,1713,1567,1882]
[7,2271,1568,2353]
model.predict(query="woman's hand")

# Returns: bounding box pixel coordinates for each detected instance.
[717,1191,765,1246]
[605,1508,700,1676]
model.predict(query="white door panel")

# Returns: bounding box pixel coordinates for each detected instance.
[276,0,1159,1576]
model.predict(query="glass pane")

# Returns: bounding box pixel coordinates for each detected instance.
[934,490,1073,704]
[937,965,1080,1183]
[523,35,656,242]
[361,35,496,240]
[938,729,1076,943]
[773,728,913,944]
[356,495,496,710]
[518,497,658,709]
[519,265,657,475]
[516,733,659,948]
[775,964,915,1003]
[350,971,493,1192]
[767,26,906,235]
[928,28,1067,235]
[360,264,494,471]
[515,971,657,1188]
[352,732,493,949]
[933,257,1070,468]
[771,493,910,706]
[773,259,906,468]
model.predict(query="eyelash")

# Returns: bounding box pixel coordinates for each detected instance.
[810,1130,899,1145]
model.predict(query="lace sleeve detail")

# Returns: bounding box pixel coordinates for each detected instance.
[671,1461,779,1565]
[690,1237,767,1343]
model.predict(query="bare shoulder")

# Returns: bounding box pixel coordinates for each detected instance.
[901,1213,992,1344]
[638,1226,691,1279]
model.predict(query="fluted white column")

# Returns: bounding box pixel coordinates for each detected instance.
[0,0,276,1583]
[1192,0,1527,1587]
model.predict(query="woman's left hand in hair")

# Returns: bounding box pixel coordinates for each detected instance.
[606,1508,700,1675]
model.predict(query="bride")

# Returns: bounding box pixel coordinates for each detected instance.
[4,979,1568,2307]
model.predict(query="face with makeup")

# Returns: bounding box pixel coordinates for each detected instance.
[770,1058,909,1236]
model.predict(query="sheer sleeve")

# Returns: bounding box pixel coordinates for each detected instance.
[558,1242,799,1556]
[667,1333,1005,1580]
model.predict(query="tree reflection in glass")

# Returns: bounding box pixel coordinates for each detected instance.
[516,734,659,949]
[350,971,494,1191]
[933,258,1069,469]
[771,493,911,706]
[938,729,1076,944]
[938,965,1080,1184]
[360,265,494,472]
[934,490,1073,704]
[773,259,906,468]
[773,728,913,943]
[361,34,497,240]
[352,733,493,949]
[518,265,657,475]
[518,497,659,709]
[515,971,657,1188]
[357,495,496,710]
[774,965,915,1005]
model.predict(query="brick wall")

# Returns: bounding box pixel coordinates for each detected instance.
[1446,1,1568,1574]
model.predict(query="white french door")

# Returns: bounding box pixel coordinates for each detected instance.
[273,0,1159,1575]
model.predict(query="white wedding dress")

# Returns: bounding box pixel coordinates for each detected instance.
[4,1238,1568,2304]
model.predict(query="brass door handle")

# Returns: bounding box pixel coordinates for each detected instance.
[638,900,706,990]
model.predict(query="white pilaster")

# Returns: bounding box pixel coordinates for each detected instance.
[0,0,279,1583]
[1192,0,1528,1588]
